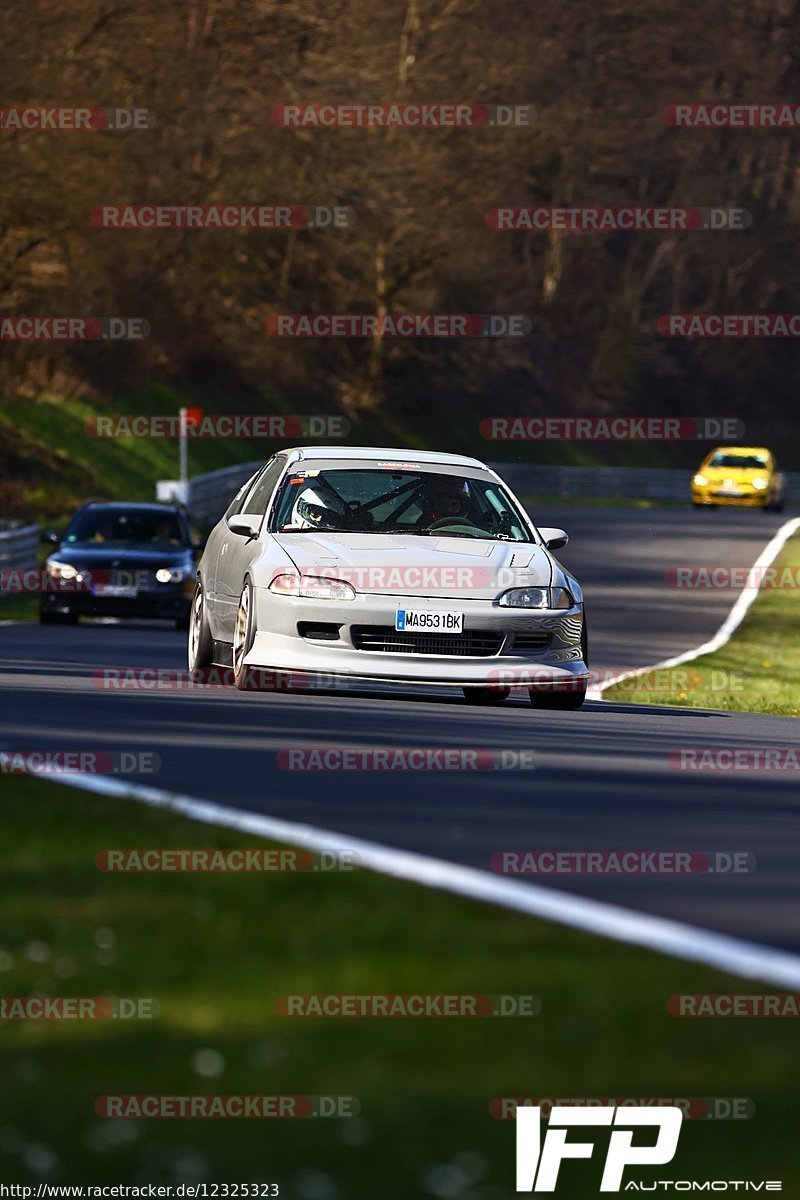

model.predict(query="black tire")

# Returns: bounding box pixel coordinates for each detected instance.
[529,682,587,710]
[463,686,511,705]
[187,580,214,670]
[39,609,78,625]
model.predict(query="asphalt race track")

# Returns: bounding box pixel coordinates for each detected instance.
[2,504,798,958]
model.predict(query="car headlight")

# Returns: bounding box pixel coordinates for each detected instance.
[751,477,769,490]
[270,574,356,601]
[155,567,187,583]
[498,586,572,609]
[46,560,81,582]
[693,473,708,486]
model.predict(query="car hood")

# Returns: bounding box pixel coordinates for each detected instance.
[700,467,770,484]
[271,531,552,599]
[52,545,193,569]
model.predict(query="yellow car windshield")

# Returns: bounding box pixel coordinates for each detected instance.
[707,453,768,470]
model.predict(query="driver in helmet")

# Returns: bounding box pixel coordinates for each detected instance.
[417,476,471,527]
[289,482,346,531]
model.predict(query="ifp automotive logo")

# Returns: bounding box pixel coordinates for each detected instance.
[514,1104,782,1192]
[516,1104,682,1192]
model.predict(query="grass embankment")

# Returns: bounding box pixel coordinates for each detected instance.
[605,532,800,716]
[0,383,264,620]
[1,384,708,526]
[0,775,797,1195]
[0,385,262,523]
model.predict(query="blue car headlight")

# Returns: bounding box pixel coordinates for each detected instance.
[46,560,82,582]
[155,567,188,584]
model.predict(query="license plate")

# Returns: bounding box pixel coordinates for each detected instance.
[94,585,137,598]
[395,609,463,633]
[716,488,742,497]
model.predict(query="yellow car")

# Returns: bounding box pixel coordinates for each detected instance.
[692,446,784,511]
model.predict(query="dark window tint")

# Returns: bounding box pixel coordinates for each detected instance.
[66,508,188,546]
[243,457,286,517]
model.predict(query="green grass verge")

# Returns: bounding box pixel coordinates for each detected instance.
[0,776,797,1195]
[605,531,800,716]
[0,595,39,622]
[1,383,715,526]
[0,387,258,524]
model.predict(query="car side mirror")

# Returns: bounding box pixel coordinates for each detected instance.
[227,513,261,539]
[538,527,568,551]
[41,530,60,545]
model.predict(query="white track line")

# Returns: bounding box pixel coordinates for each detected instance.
[29,767,800,989]
[587,516,800,698]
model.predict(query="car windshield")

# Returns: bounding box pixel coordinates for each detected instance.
[65,509,187,546]
[708,453,768,470]
[271,468,534,542]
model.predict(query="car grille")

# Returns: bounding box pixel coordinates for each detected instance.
[351,626,504,657]
[512,631,552,651]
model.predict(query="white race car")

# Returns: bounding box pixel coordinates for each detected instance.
[190,446,589,708]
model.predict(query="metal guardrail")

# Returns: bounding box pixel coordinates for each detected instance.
[0,522,40,571]
[490,463,800,504]
[490,463,693,502]
[170,459,800,528]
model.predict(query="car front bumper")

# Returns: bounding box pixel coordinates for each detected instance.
[692,487,771,507]
[40,585,192,621]
[244,587,588,687]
